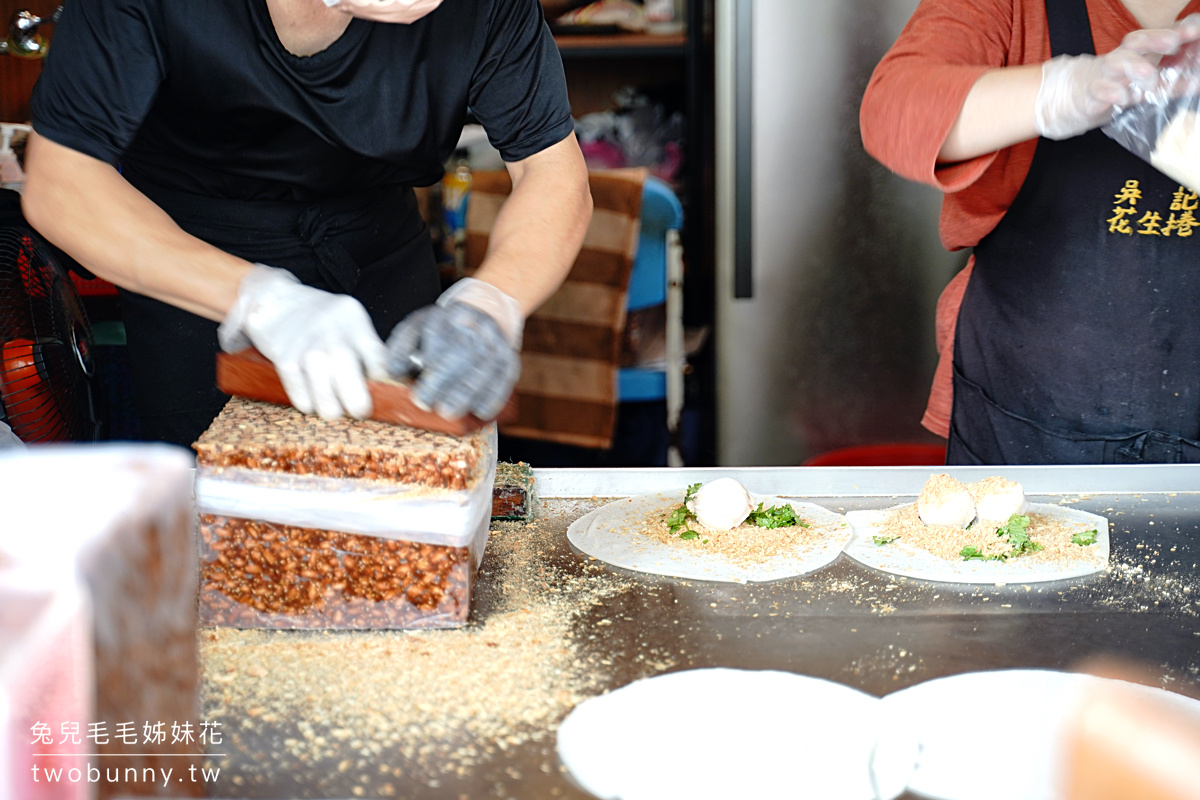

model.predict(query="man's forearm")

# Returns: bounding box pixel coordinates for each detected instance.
[474,133,593,314]
[21,131,249,322]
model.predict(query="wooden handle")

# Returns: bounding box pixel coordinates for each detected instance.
[216,348,513,436]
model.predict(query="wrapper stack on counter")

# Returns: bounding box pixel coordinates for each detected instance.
[556,667,1200,800]
[0,444,201,800]
[192,397,497,630]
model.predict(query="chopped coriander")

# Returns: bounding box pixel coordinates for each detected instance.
[995,514,1043,556]
[665,505,689,535]
[747,502,809,529]
[1071,529,1098,547]
[873,534,900,546]
[960,514,1044,562]
[665,483,704,539]
[961,546,1006,562]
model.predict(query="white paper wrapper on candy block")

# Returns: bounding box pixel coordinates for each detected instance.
[193,432,497,549]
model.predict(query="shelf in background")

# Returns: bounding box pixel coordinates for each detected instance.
[554,32,688,58]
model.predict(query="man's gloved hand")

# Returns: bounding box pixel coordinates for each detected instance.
[218,264,388,420]
[1036,17,1200,140]
[385,278,523,421]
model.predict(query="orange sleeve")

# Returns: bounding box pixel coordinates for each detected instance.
[859,0,1015,192]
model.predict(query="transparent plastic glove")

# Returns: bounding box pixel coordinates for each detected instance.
[1035,22,1200,140]
[218,264,388,420]
[385,278,524,421]
[322,0,444,24]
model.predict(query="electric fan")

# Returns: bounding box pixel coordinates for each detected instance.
[0,208,100,444]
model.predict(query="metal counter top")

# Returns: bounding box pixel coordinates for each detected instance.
[203,466,1200,799]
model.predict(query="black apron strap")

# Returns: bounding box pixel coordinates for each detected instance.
[1045,0,1096,56]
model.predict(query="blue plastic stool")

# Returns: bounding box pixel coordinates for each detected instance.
[617,176,686,465]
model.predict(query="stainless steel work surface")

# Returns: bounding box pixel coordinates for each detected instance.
[201,466,1200,799]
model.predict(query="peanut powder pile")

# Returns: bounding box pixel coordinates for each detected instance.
[967,476,1020,502]
[878,503,1096,565]
[919,473,968,507]
[638,513,835,567]
[199,501,663,798]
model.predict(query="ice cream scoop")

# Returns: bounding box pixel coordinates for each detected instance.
[686,477,754,531]
[917,473,976,528]
[971,477,1030,527]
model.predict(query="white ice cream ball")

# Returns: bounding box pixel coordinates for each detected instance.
[686,477,754,531]
[917,473,976,528]
[970,477,1029,527]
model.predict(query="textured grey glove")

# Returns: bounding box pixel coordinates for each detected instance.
[385,278,523,421]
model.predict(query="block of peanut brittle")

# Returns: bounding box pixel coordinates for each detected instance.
[192,398,497,630]
[0,444,202,800]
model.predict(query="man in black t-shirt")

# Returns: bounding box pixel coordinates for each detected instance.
[20,0,592,447]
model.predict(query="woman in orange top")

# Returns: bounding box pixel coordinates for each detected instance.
[861,0,1200,464]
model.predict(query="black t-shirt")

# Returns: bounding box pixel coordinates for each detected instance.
[31,0,574,202]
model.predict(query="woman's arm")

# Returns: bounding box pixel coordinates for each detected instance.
[938,65,1042,163]
[469,131,593,316]
[940,19,1200,163]
[20,131,250,321]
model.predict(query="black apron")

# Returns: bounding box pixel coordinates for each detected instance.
[119,180,440,447]
[947,0,1200,465]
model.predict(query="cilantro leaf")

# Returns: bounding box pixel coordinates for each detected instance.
[873,534,900,546]
[665,505,690,536]
[1071,529,1098,547]
[664,483,705,540]
[960,514,1044,562]
[747,502,809,529]
[961,545,1006,562]
[995,513,1043,556]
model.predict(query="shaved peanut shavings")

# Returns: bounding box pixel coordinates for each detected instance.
[919,473,970,509]
[642,511,831,568]
[199,502,656,797]
[879,503,1094,564]
[967,476,1021,503]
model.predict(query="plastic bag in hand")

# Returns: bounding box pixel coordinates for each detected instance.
[1104,34,1200,193]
